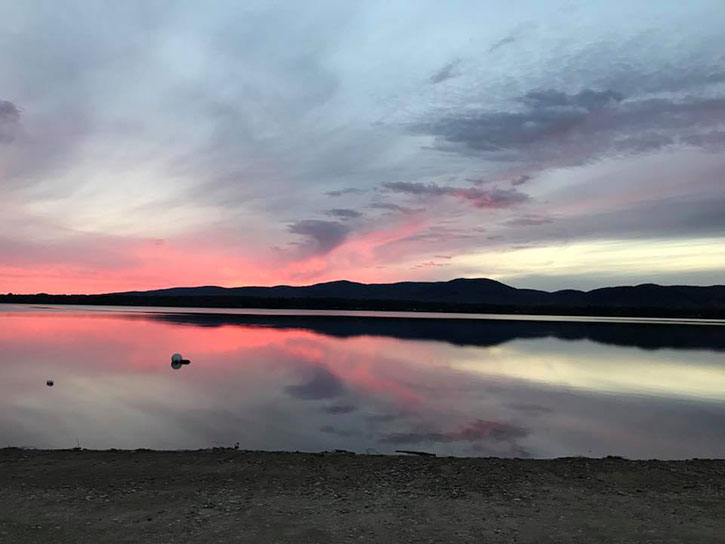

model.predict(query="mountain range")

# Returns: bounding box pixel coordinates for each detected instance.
[115,278,725,312]
[3,278,724,317]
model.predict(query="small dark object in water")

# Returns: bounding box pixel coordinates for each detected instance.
[395,449,436,457]
[171,353,191,369]
[46,380,54,387]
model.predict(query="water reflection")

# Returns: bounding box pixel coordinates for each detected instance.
[150,311,725,351]
[0,307,723,458]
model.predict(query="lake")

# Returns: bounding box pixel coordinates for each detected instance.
[1,304,724,458]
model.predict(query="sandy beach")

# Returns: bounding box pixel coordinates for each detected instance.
[1,448,723,543]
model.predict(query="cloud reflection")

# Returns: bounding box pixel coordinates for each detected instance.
[0,308,723,458]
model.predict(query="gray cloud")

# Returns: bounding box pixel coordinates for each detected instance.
[383,181,529,209]
[506,191,725,245]
[384,182,448,196]
[429,59,460,84]
[511,175,532,186]
[379,419,527,445]
[612,132,674,154]
[326,188,366,197]
[288,220,350,254]
[575,194,725,239]
[415,89,725,170]
[508,402,552,415]
[487,22,536,54]
[326,208,363,220]
[322,404,357,415]
[681,131,725,151]
[418,88,623,153]
[489,35,517,53]
[388,225,476,245]
[521,89,624,110]
[368,202,420,214]
[0,100,20,143]
[319,425,355,437]
[505,214,554,227]
[285,367,345,400]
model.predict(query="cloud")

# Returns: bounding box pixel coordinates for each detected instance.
[508,402,552,414]
[489,35,517,53]
[383,181,529,208]
[326,187,366,197]
[319,425,355,437]
[511,175,531,186]
[488,23,534,54]
[429,59,460,84]
[549,193,725,241]
[612,132,674,154]
[681,130,725,151]
[521,89,624,110]
[505,214,554,227]
[379,419,527,445]
[322,404,357,414]
[415,89,725,170]
[285,367,345,400]
[381,225,475,247]
[0,100,20,143]
[326,208,363,220]
[2,2,724,292]
[368,202,420,214]
[383,182,449,196]
[418,88,622,153]
[412,260,450,269]
[288,220,350,254]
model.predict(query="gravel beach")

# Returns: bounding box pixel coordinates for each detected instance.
[1,449,723,543]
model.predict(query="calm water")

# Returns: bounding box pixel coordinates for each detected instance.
[1,304,724,458]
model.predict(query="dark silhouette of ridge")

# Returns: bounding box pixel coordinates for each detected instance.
[147,312,725,352]
[2,278,725,318]
[116,278,725,311]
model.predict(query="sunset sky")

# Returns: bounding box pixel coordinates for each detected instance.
[2,1,724,294]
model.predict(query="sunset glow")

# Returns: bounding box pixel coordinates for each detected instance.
[2,2,724,293]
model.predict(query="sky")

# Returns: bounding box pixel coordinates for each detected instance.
[1,0,724,294]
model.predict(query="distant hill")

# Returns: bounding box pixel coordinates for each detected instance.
[114,278,725,312]
[3,278,724,317]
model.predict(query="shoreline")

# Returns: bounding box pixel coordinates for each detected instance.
[2,449,723,543]
[7,445,725,457]
[3,296,724,320]
[4,301,725,325]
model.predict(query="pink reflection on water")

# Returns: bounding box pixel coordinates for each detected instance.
[0,311,446,451]
[0,312,430,404]
[1,309,724,458]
